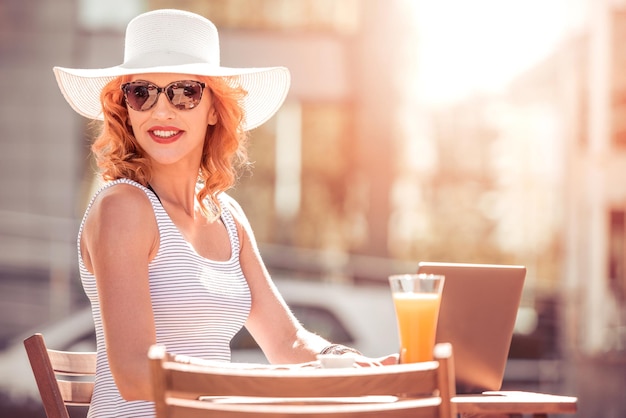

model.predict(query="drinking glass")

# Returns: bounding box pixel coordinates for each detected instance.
[388,274,445,363]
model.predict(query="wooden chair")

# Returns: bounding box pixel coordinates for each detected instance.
[23,333,96,418]
[149,343,457,418]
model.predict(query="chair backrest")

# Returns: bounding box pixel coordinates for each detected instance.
[23,333,96,418]
[149,343,457,418]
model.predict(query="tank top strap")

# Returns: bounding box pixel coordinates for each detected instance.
[216,193,241,260]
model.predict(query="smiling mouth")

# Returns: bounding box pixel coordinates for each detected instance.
[151,129,180,138]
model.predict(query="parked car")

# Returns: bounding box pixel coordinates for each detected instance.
[0,278,398,402]
[230,279,398,363]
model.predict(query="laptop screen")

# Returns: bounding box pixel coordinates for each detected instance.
[417,262,526,394]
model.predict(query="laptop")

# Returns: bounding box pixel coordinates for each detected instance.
[417,262,526,394]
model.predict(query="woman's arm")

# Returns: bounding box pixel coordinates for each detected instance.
[225,196,398,366]
[226,197,391,365]
[224,196,330,363]
[81,184,159,400]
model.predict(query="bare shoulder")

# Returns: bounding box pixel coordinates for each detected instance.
[94,182,152,213]
[86,183,156,233]
[81,182,158,271]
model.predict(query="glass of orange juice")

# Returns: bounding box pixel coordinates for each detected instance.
[388,274,445,363]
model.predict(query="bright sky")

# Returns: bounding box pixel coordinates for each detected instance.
[410,0,590,105]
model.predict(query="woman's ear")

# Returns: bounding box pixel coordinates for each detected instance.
[208,107,218,126]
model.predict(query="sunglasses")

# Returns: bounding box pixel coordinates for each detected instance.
[120,80,206,111]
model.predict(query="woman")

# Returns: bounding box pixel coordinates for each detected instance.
[54,9,396,417]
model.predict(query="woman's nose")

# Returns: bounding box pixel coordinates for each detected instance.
[151,93,175,118]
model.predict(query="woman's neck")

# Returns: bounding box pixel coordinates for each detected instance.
[148,173,199,217]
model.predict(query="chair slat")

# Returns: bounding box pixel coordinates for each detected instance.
[168,396,442,418]
[24,333,96,418]
[167,364,439,399]
[57,379,94,404]
[48,349,96,375]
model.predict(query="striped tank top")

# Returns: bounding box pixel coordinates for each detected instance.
[79,178,252,417]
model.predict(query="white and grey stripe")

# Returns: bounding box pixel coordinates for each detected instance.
[79,178,251,417]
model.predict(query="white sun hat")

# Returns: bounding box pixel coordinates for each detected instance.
[53,9,290,131]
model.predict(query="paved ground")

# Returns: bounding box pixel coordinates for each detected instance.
[565,356,626,418]
[502,355,626,417]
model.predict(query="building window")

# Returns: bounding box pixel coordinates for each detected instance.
[158,0,359,33]
[79,0,145,30]
[612,10,626,147]
[609,209,626,301]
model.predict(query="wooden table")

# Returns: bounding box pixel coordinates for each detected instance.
[453,391,578,417]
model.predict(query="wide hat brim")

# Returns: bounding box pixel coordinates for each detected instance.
[53,64,290,131]
[52,9,290,131]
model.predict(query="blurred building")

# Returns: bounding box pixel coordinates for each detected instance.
[563,1,626,356]
[507,0,626,358]
[0,0,89,341]
[460,1,626,359]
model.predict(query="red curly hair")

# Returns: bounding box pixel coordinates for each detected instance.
[93,75,249,218]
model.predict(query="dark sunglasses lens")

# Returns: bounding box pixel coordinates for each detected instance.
[124,83,158,111]
[166,81,204,110]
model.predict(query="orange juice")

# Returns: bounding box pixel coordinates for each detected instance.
[392,292,441,363]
